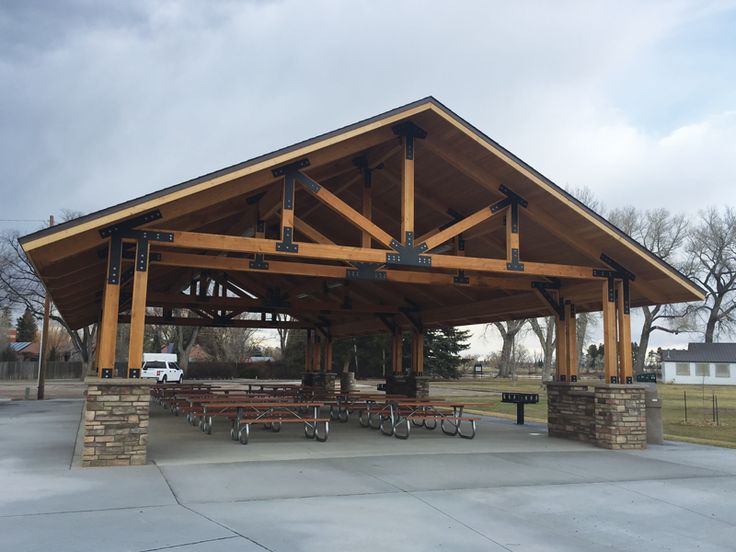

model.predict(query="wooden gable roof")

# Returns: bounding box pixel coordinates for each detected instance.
[20,97,703,332]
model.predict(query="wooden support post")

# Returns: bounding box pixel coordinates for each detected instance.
[401,136,414,242]
[305,330,313,372]
[602,278,618,383]
[616,279,633,384]
[127,240,150,377]
[37,217,54,399]
[506,202,521,269]
[314,335,322,373]
[97,237,122,377]
[411,330,424,375]
[324,338,333,373]
[281,173,295,239]
[555,313,567,382]
[362,173,372,249]
[391,331,403,374]
[564,301,577,382]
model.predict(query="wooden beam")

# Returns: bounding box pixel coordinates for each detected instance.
[616,279,633,384]
[401,137,414,241]
[144,291,400,315]
[294,172,395,248]
[391,330,403,374]
[160,229,605,279]
[602,279,618,383]
[118,314,311,330]
[564,301,577,382]
[127,240,150,374]
[411,331,424,375]
[324,338,333,373]
[294,215,335,245]
[299,144,402,220]
[362,177,372,248]
[154,249,539,290]
[97,240,121,375]
[506,203,520,262]
[281,174,295,241]
[555,314,567,382]
[421,202,507,252]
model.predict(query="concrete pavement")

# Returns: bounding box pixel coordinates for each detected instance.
[1,398,735,551]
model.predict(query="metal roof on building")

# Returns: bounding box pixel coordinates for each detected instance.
[662,343,736,363]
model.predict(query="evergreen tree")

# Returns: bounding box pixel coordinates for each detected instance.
[423,327,471,379]
[16,307,38,342]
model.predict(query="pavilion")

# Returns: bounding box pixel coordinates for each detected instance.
[18,97,704,458]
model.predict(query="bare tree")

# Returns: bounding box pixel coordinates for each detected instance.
[609,207,692,371]
[491,319,527,378]
[685,207,736,342]
[0,230,97,374]
[274,313,291,358]
[529,317,555,381]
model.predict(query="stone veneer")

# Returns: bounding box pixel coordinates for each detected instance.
[83,377,154,467]
[385,374,430,398]
[302,372,337,395]
[547,382,647,450]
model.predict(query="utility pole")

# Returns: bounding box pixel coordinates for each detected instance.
[37,215,54,400]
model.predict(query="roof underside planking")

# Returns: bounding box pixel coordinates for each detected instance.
[19,97,704,336]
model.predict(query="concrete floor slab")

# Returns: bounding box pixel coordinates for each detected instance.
[4,395,736,551]
[148,405,598,466]
[0,504,234,552]
[160,457,398,503]
[0,464,176,516]
[0,399,82,470]
[416,481,736,552]
[193,492,509,552]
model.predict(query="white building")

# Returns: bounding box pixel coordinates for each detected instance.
[661,343,736,385]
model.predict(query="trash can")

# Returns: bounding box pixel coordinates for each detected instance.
[644,383,664,444]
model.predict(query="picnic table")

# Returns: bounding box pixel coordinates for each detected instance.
[379,400,479,439]
[193,400,328,444]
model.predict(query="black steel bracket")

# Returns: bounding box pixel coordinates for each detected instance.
[122,250,161,263]
[249,253,269,270]
[346,262,387,281]
[283,173,295,210]
[294,171,321,193]
[135,240,149,272]
[271,158,310,178]
[392,121,427,160]
[122,229,175,243]
[499,185,528,208]
[601,253,636,281]
[276,226,298,253]
[107,236,123,285]
[453,270,470,285]
[387,232,431,267]
[532,282,564,319]
[99,209,163,238]
[401,309,423,333]
[507,248,524,271]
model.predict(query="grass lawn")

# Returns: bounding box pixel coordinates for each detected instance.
[431,378,736,448]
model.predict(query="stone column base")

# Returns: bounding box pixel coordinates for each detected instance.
[340,372,356,393]
[547,382,647,450]
[384,374,430,398]
[83,377,154,467]
[302,372,336,394]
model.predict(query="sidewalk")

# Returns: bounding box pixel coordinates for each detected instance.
[1,399,735,551]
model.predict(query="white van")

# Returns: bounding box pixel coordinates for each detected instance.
[141,353,183,383]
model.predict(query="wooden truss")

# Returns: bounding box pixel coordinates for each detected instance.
[93,121,634,383]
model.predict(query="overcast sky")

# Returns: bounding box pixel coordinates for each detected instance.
[2,1,735,355]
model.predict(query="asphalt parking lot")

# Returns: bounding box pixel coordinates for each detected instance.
[1,398,735,551]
